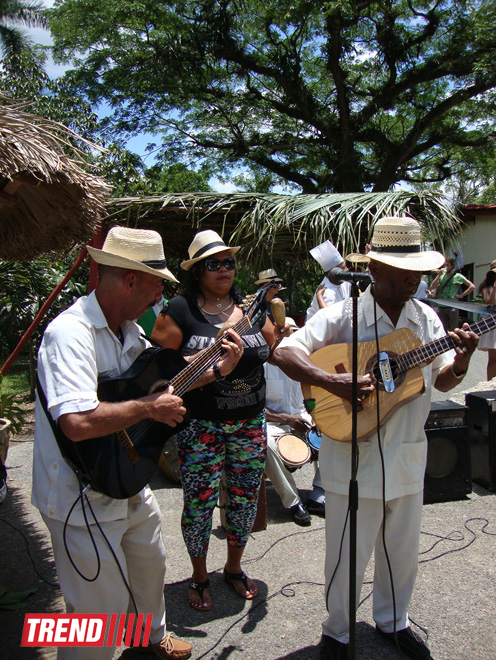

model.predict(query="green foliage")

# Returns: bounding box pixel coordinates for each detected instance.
[0,255,89,398]
[47,0,496,193]
[1,372,30,396]
[0,375,26,435]
[0,256,88,352]
[234,259,321,317]
[0,0,47,58]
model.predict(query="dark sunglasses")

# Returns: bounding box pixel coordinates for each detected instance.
[204,257,236,272]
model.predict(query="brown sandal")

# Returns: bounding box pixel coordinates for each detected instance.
[223,567,258,600]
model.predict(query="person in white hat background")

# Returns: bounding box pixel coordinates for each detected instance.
[32,226,244,660]
[305,240,351,321]
[305,240,353,515]
[273,217,479,660]
[151,230,290,612]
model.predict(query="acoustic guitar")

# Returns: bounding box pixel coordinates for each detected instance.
[56,285,270,499]
[301,311,496,442]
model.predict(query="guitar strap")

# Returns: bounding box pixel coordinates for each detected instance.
[35,374,91,485]
[139,332,163,348]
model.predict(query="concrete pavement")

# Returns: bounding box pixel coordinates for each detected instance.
[1,350,495,660]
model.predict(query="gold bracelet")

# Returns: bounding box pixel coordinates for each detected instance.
[450,363,466,380]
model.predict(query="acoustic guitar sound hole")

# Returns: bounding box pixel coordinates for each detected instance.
[366,353,406,392]
[149,379,170,395]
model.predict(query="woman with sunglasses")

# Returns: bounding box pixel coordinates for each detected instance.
[152,230,287,612]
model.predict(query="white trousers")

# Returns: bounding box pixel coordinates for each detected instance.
[265,423,301,508]
[42,488,167,660]
[265,423,323,508]
[322,490,423,643]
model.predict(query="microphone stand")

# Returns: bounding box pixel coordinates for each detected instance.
[348,277,361,660]
[327,268,372,659]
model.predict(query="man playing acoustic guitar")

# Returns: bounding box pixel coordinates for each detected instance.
[273,216,479,660]
[32,227,244,660]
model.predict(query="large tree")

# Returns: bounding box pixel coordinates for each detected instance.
[0,0,47,57]
[47,0,496,194]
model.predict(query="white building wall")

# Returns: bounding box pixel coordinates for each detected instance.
[459,213,496,291]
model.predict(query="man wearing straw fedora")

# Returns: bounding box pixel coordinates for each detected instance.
[32,227,243,660]
[255,268,287,320]
[273,217,479,660]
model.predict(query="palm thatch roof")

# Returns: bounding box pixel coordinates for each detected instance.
[106,190,462,269]
[0,94,112,261]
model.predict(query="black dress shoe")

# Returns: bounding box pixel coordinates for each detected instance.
[290,501,311,526]
[320,635,349,660]
[376,625,431,659]
[306,500,325,517]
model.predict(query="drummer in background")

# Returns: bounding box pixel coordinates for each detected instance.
[264,318,320,526]
[306,240,351,321]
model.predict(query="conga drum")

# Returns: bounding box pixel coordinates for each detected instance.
[307,428,322,461]
[276,433,311,472]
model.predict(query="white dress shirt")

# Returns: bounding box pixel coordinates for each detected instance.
[280,287,453,500]
[306,276,351,321]
[32,291,149,525]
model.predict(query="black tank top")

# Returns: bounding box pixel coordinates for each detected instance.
[165,295,269,421]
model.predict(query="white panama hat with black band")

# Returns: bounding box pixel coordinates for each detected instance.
[87,226,178,282]
[346,216,444,272]
[180,230,240,271]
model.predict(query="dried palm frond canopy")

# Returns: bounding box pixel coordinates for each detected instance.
[0,94,112,261]
[107,190,462,270]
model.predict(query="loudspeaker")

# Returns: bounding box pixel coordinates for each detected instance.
[465,390,496,491]
[423,401,471,504]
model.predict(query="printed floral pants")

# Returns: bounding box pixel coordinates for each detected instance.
[176,412,267,557]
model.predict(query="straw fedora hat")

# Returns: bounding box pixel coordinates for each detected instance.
[87,226,178,282]
[346,217,444,272]
[255,268,286,291]
[255,268,282,285]
[180,230,240,271]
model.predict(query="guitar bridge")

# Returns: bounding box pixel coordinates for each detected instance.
[378,352,395,392]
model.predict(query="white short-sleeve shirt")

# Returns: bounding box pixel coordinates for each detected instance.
[305,276,351,321]
[32,291,149,524]
[280,288,453,500]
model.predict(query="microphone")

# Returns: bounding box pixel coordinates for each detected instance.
[327,268,373,285]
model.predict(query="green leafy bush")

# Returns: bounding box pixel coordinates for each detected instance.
[0,375,26,435]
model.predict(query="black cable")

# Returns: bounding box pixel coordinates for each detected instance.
[193,578,325,660]
[0,516,59,587]
[191,514,495,659]
[62,473,139,615]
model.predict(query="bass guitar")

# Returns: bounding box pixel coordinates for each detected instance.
[56,285,270,499]
[301,311,496,442]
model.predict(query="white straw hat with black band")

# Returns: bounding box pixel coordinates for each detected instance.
[255,268,282,284]
[180,230,240,271]
[346,216,444,272]
[87,226,178,282]
[254,268,286,290]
